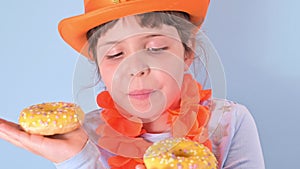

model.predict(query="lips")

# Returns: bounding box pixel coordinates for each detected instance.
[128,89,155,100]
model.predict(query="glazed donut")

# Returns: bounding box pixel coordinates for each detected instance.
[19,102,85,135]
[144,137,217,169]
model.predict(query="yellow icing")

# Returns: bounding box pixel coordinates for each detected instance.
[19,102,84,135]
[144,137,217,169]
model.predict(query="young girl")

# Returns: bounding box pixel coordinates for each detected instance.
[0,0,265,168]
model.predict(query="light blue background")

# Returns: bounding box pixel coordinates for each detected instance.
[0,0,299,168]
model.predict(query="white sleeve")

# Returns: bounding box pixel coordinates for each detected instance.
[223,104,265,169]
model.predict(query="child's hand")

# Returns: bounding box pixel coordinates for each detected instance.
[0,118,88,163]
[135,164,146,169]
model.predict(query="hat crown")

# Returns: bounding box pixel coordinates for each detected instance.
[84,0,130,13]
[60,0,210,58]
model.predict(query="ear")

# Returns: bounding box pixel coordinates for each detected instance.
[184,51,194,71]
[183,39,195,71]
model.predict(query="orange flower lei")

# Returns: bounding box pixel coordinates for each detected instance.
[96,74,212,169]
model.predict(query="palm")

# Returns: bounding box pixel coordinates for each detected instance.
[0,118,88,163]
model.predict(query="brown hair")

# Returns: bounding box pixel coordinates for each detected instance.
[86,11,197,65]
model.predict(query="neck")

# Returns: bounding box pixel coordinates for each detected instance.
[142,96,181,133]
[142,110,170,133]
[114,104,171,133]
[112,93,181,134]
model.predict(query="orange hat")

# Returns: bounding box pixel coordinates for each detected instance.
[58,0,210,58]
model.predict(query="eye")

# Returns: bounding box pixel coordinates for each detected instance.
[106,52,123,59]
[147,47,169,53]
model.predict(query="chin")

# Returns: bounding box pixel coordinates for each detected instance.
[140,114,162,123]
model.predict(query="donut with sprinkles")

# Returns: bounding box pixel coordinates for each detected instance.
[19,102,84,135]
[144,137,217,169]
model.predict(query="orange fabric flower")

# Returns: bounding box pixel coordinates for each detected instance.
[96,123,152,158]
[108,156,144,169]
[97,91,146,137]
[96,74,213,169]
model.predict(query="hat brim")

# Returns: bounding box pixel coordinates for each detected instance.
[58,0,210,58]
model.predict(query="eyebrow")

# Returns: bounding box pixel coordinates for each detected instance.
[98,34,165,48]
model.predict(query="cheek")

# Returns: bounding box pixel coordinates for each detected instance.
[99,61,130,94]
[152,55,185,88]
[99,64,115,91]
[163,73,183,94]
[155,70,183,106]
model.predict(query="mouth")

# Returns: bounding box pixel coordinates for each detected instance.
[128,89,155,100]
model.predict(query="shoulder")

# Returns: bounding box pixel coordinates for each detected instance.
[208,98,254,135]
[208,99,263,167]
[210,98,251,117]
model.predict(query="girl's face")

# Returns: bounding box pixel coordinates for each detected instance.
[96,16,191,122]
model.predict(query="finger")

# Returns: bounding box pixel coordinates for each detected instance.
[0,118,5,123]
[0,121,27,148]
[0,120,40,148]
[135,164,146,169]
[0,118,22,130]
[0,121,56,157]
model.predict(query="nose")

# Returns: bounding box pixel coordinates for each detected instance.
[130,67,150,77]
[127,51,151,77]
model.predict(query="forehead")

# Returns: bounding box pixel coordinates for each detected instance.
[97,15,181,46]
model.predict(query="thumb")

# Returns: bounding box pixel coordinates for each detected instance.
[135,164,146,169]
